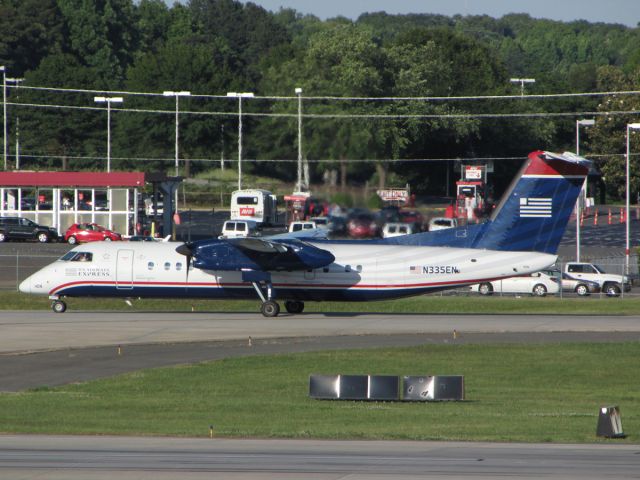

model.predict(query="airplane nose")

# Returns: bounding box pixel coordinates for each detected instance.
[19,276,31,294]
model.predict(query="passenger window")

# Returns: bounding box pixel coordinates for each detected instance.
[164,262,171,271]
[356,265,362,272]
[148,262,154,270]
[323,267,329,273]
[176,263,182,271]
[345,265,351,272]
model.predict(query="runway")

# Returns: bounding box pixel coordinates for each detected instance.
[3,310,640,353]
[1,310,639,478]
[1,435,638,479]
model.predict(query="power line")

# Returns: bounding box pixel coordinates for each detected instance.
[17,151,635,165]
[17,84,640,102]
[9,100,640,121]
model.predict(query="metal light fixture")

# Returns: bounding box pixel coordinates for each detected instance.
[226,92,254,190]
[575,119,595,261]
[6,77,24,169]
[163,91,191,178]
[625,123,640,273]
[1,66,6,170]
[510,78,536,96]
[94,96,124,173]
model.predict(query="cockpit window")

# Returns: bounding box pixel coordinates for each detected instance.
[71,252,92,262]
[60,251,76,261]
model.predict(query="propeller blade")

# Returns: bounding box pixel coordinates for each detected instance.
[175,243,193,257]
[176,243,193,285]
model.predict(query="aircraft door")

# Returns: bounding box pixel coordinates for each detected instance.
[116,249,134,289]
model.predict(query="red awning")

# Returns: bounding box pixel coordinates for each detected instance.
[0,171,145,187]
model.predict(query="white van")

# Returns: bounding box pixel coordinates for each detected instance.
[382,222,414,238]
[289,221,317,233]
[219,220,258,239]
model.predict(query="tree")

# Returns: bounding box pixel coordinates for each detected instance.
[0,0,66,76]
[56,0,138,85]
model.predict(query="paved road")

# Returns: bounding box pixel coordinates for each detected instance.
[1,310,639,391]
[3,311,640,353]
[1,435,638,479]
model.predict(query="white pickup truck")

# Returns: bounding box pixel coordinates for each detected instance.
[563,262,631,297]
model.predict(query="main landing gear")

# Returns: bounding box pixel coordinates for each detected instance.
[248,277,304,317]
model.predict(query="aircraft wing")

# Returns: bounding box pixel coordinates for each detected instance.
[177,237,335,272]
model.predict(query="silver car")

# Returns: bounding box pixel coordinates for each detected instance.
[544,270,600,296]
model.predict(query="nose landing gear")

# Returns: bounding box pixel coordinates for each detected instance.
[51,299,67,313]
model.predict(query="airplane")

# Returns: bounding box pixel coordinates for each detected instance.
[20,150,589,317]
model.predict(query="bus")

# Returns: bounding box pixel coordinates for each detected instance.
[230,189,278,225]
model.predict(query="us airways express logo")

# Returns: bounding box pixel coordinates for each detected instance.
[410,265,460,274]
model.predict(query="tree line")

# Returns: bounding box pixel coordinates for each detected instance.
[1,0,640,199]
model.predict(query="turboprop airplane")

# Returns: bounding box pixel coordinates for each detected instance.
[20,150,589,317]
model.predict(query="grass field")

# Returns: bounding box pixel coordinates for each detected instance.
[3,291,640,314]
[0,342,638,443]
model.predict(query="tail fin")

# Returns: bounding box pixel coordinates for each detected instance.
[387,151,590,254]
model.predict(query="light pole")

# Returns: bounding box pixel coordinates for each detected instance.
[7,77,24,169]
[1,66,6,170]
[575,119,595,261]
[163,91,191,178]
[94,96,123,173]
[226,92,254,190]
[510,78,535,96]
[295,87,303,191]
[625,123,640,274]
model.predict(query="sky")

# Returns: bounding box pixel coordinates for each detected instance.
[167,1,640,28]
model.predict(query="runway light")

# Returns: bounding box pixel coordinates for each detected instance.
[209,425,214,438]
[117,345,122,356]
[248,336,252,347]
[453,329,458,340]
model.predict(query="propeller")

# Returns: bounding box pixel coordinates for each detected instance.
[176,243,194,284]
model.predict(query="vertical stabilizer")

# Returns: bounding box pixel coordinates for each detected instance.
[385,151,590,254]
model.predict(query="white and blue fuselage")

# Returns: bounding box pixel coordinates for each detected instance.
[20,241,556,302]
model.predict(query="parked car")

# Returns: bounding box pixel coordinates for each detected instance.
[64,223,122,244]
[289,221,317,232]
[347,213,379,238]
[563,262,631,297]
[219,220,259,239]
[471,271,560,297]
[398,210,424,230]
[542,270,600,296]
[0,216,59,243]
[428,217,458,231]
[382,222,415,238]
[326,215,347,236]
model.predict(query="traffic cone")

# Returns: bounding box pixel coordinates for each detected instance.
[593,209,598,225]
[608,209,612,225]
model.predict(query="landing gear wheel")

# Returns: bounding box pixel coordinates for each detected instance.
[52,300,67,313]
[478,283,493,296]
[532,284,547,297]
[284,300,305,314]
[261,301,280,317]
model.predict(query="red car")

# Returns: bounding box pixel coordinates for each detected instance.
[347,214,379,238]
[64,223,122,244]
